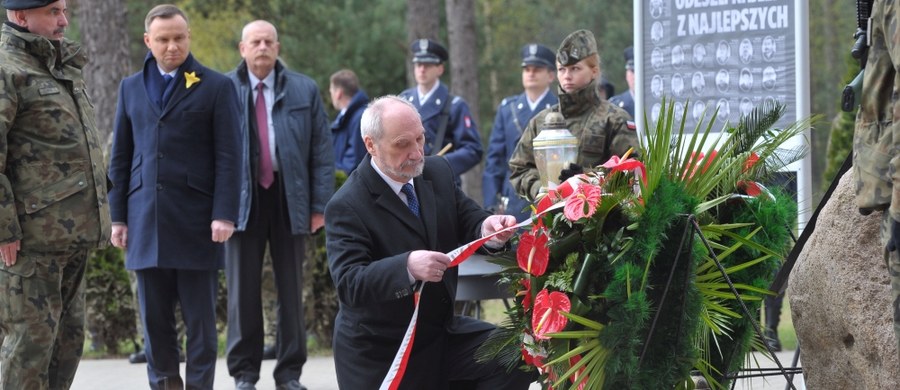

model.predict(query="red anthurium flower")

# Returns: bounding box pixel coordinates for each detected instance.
[517,231,550,276]
[601,155,647,183]
[737,180,763,197]
[683,150,718,180]
[743,152,760,173]
[563,183,602,222]
[569,354,588,390]
[517,278,533,310]
[532,289,571,340]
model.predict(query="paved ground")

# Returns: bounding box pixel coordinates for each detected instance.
[71,350,805,389]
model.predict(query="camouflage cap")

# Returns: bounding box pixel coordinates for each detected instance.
[2,0,55,10]
[556,29,597,66]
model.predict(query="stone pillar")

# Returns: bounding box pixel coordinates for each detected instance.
[789,170,900,388]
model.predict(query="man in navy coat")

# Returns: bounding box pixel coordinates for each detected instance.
[329,68,369,173]
[482,43,557,222]
[325,95,534,389]
[399,39,482,183]
[108,5,241,389]
[609,46,636,119]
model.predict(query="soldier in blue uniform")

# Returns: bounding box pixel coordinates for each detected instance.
[399,39,482,182]
[482,43,557,222]
[609,46,635,119]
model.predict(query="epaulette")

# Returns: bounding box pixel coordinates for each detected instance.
[452,96,461,104]
[501,98,509,106]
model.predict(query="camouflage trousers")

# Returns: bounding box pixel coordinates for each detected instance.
[0,249,90,389]
[880,212,900,360]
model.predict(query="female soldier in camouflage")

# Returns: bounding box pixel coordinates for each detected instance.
[509,29,639,200]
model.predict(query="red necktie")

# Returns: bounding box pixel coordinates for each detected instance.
[256,82,274,189]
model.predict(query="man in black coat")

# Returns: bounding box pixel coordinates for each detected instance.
[325,96,534,389]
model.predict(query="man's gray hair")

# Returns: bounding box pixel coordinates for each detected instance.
[360,95,420,142]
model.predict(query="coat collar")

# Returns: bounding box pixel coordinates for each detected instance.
[142,52,204,116]
[1,22,86,72]
[358,155,438,247]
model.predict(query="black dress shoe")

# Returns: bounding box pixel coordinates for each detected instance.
[275,379,306,390]
[235,380,256,390]
[129,350,147,364]
[262,344,276,360]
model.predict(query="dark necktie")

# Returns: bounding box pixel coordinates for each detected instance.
[256,82,275,189]
[400,183,419,217]
[159,74,173,107]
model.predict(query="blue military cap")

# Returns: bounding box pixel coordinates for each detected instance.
[411,39,448,64]
[521,43,555,69]
[2,0,55,10]
[624,46,634,70]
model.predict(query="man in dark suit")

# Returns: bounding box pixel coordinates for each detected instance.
[399,39,482,183]
[483,43,557,222]
[224,20,333,390]
[325,96,534,389]
[108,4,241,389]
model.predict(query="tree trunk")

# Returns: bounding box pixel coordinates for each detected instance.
[446,0,482,201]
[405,0,441,87]
[72,0,133,153]
[71,0,135,355]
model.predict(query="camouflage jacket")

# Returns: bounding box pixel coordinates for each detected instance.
[0,23,111,261]
[854,0,900,220]
[509,79,638,200]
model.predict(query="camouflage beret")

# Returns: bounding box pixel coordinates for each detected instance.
[556,29,598,66]
[2,0,56,10]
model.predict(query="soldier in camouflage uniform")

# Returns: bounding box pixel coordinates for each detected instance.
[854,0,900,360]
[509,29,639,200]
[0,0,112,388]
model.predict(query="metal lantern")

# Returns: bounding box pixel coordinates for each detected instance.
[532,112,578,194]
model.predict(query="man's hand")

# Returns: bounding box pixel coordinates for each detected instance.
[482,214,518,248]
[888,218,900,252]
[558,163,584,182]
[310,213,325,234]
[407,250,450,283]
[211,220,235,243]
[0,241,21,267]
[111,224,128,249]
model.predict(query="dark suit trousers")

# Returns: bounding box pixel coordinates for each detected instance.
[443,327,536,390]
[225,177,308,384]
[136,268,219,390]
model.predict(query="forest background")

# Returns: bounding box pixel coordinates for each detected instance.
[6,0,858,353]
